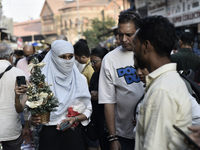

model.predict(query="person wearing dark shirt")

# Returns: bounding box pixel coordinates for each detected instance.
[171,32,200,73]
[84,46,109,150]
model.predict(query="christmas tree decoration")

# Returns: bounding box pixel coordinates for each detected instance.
[25,57,59,123]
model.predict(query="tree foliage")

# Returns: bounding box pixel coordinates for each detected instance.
[83,16,116,49]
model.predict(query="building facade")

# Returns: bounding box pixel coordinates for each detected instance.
[40,0,67,44]
[40,0,130,44]
[13,19,44,48]
[134,0,200,48]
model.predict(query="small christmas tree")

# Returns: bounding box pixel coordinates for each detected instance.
[25,57,59,121]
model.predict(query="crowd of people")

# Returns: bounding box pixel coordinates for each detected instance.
[1,9,200,150]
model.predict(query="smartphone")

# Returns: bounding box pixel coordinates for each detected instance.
[16,76,26,86]
[173,125,200,149]
[60,121,71,131]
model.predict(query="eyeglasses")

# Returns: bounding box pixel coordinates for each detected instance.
[24,54,33,58]
[90,60,101,65]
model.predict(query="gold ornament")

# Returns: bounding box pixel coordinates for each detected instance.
[38,82,44,88]
[49,84,52,86]
[50,92,54,97]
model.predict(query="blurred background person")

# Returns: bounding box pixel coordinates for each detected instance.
[16,44,36,78]
[193,40,200,56]
[83,46,109,150]
[74,40,94,86]
[13,50,24,66]
[171,32,200,74]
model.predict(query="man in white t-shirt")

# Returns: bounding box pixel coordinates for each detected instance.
[133,16,192,150]
[0,42,28,150]
[98,10,144,150]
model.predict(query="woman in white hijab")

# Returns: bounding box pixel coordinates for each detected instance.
[30,40,92,150]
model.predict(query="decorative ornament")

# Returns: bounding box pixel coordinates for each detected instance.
[28,62,46,72]
[38,82,44,88]
[50,92,54,97]
[26,92,48,108]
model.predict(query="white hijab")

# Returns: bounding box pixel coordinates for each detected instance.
[41,40,91,121]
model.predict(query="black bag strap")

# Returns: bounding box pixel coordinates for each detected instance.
[180,73,200,104]
[134,93,145,120]
[0,65,13,79]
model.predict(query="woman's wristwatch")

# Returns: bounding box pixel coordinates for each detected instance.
[73,116,79,123]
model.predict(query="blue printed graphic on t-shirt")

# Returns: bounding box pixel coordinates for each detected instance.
[117,66,140,84]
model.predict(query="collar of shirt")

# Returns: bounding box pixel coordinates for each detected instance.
[145,63,177,92]
[179,48,192,52]
[86,59,90,65]
[0,60,11,68]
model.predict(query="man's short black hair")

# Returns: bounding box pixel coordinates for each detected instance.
[78,39,87,44]
[118,10,141,29]
[136,15,176,58]
[180,32,194,46]
[73,41,90,57]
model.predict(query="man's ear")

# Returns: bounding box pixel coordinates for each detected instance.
[179,40,183,47]
[9,54,14,66]
[81,55,86,59]
[143,40,152,54]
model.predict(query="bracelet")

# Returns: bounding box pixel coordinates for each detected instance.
[73,116,78,123]
[109,137,118,142]
[107,134,118,139]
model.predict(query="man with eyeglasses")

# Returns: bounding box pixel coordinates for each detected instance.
[98,10,144,150]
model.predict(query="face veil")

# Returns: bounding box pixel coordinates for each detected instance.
[41,40,91,122]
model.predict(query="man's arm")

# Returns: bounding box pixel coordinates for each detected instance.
[98,57,121,150]
[105,103,121,150]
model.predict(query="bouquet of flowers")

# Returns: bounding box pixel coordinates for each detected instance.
[24,57,59,123]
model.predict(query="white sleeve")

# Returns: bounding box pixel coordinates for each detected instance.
[98,56,116,104]
[190,94,200,126]
[81,97,92,126]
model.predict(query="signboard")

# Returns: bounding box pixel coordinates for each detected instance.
[17,38,23,48]
[135,0,147,9]
[148,0,167,17]
[167,0,200,27]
